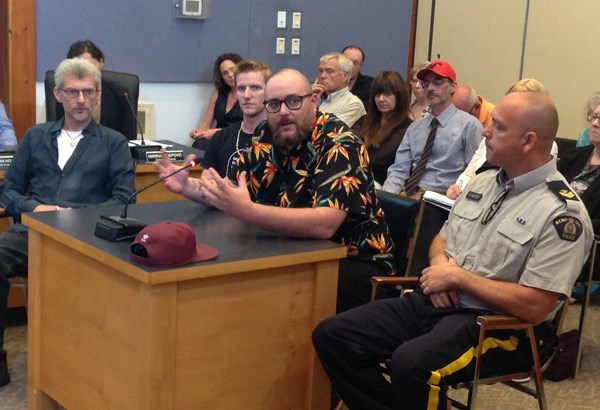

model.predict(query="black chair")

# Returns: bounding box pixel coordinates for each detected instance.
[375,190,420,275]
[575,234,600,377]
[404,197,449,276]
[44,69,140,140]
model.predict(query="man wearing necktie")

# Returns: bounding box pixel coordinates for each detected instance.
[382,60,482,198]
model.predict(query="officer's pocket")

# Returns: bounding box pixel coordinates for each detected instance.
[449,201,483,254]
[483,219,534,276]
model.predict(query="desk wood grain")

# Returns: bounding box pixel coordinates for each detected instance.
[23,201,345,409]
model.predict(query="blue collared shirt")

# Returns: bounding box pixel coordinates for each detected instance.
[0,100,17,148]
[382,104,483,193]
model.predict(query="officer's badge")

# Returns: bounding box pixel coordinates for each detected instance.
[553,216,583,242]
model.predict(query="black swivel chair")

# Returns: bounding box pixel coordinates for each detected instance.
[375,190,420,276]
[44,69,140,140]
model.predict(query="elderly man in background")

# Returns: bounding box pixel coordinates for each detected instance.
[452,85,494,128]
[342,45,374,108]
[313,52,366,128]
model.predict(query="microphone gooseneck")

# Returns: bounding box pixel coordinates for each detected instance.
[120,156,199,219]
[123,91,146,144]
[94,156,199,241]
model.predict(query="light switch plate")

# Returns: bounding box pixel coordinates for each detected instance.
[276,37,285,54]
[292,12,301,29]
[291,38,300,55]
[277,11,286,28]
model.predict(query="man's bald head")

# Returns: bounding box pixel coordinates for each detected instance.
[266,68,312,97]
[453,86,478,112]
[502,91,558,154]
[485,91,558,177]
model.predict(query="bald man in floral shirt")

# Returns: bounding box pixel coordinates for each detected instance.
[158,68,396,313]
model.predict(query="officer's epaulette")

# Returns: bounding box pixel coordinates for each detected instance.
[475,161,500,175]
[547,180,580,214]
[547,180,578,202]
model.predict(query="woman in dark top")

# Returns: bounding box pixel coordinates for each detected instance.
[358,71,412,186]
[558,101,600,293]
[190,53,243,150]
[61,40,137,140]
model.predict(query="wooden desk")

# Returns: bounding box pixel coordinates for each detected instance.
[23,201,345,409]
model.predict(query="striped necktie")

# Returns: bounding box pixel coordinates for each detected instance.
[404,118,438,196]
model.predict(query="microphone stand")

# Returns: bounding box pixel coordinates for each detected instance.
[123,91,162,159]
[94,157,199,241]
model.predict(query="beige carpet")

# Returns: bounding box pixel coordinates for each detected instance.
[1,301,599,409]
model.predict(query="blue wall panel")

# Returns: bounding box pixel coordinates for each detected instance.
[37,0,413,83]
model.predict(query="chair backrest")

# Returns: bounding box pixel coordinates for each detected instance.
[376,190,419,275]
[405,199,449,276]
[44,69,140,140]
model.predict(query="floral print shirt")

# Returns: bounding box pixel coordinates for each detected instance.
[229,111,396,275]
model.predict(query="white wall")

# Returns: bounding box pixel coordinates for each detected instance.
[414,0,595,140]
[35,82,214,146]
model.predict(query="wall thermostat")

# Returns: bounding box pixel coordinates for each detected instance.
[174,0,210,20]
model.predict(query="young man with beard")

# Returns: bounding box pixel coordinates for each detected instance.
[157,68,396,314]
[201,60,271,177]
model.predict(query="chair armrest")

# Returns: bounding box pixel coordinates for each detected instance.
[371,276,420,288]
[370,276,420,301]
[476,315,532,331]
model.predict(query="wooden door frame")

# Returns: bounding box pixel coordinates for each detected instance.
[0,0,36,142]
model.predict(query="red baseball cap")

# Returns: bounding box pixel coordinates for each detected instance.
[130,221,218,267]
[416,60,457,82]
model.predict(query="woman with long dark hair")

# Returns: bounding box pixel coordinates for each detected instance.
[359,71,412,186]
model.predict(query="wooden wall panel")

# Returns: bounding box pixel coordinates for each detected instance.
[1,0,35,142]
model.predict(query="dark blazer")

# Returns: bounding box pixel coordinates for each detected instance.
[557,145,600,233]
[350,72,374,108]
[55,78,137,140]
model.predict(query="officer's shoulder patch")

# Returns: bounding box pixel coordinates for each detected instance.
[553,215,583,242]
[547,180,579,202]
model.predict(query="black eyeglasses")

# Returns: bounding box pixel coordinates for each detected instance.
[61,88,98,98]
[420,78,449,88]
[481,189,508,225]
[263,93,312,113]
[587,113,600,124]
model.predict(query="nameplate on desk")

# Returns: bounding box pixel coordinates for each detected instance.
[0,152,15,168]
[145,150,184,163]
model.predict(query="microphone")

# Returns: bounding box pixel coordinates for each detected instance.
[123,91,162,159]
[94,156,200,241]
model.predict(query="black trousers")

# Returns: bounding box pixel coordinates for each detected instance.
[0,230,28,350]
[312,292,542,410]
[337,259,398,313]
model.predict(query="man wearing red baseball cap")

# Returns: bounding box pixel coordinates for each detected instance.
[382,60,482,197]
